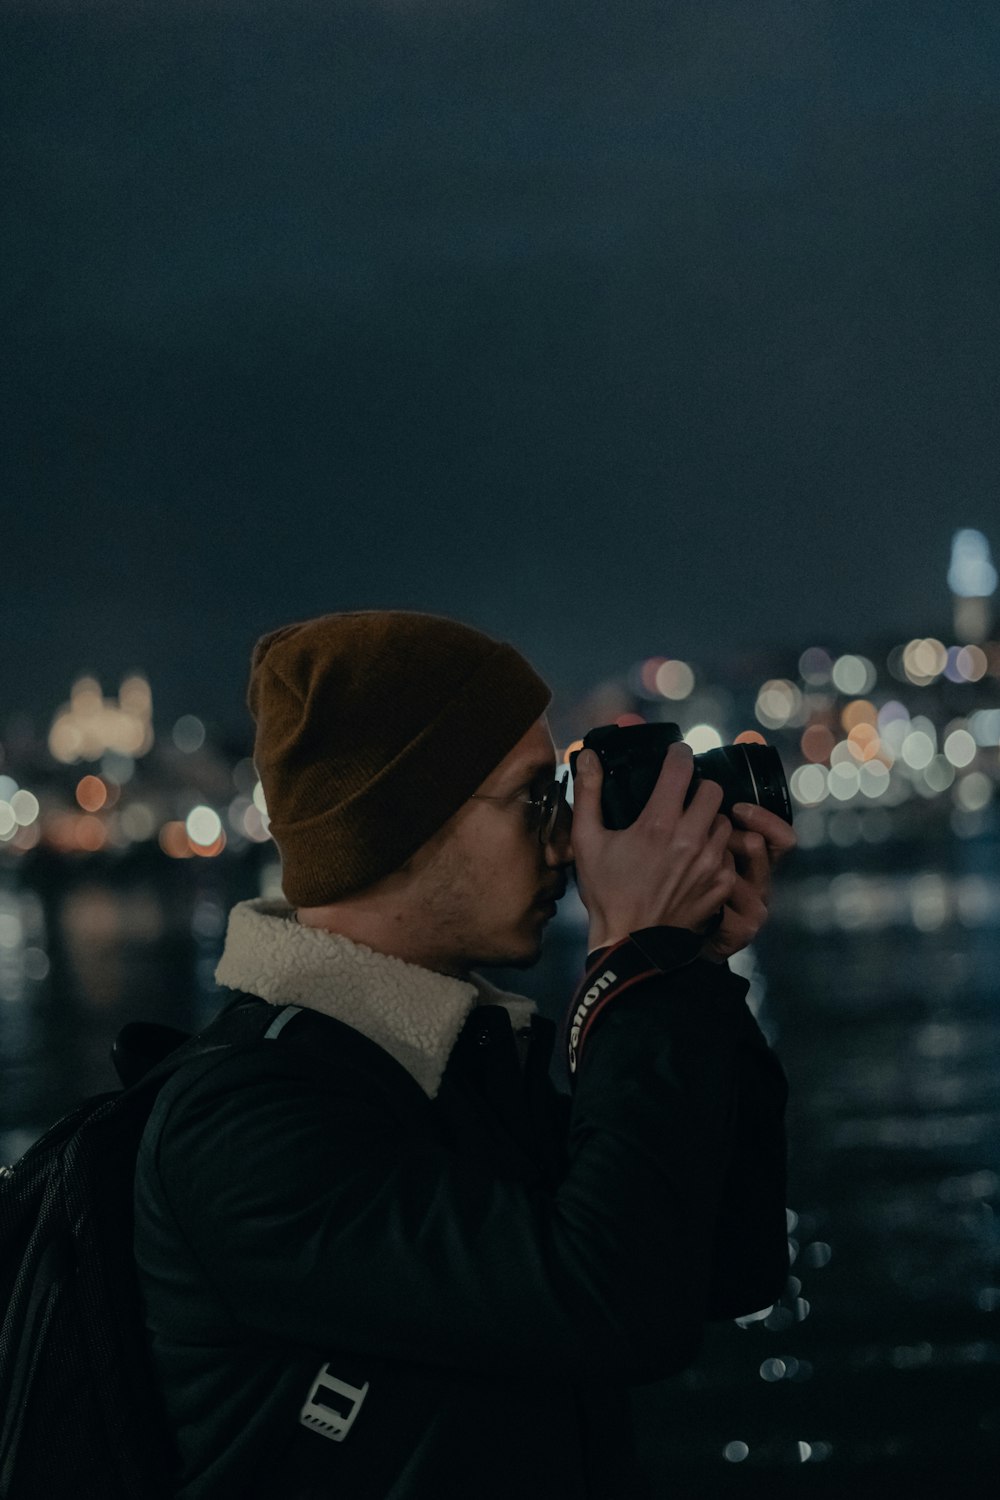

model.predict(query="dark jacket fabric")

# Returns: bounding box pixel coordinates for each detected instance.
[134,941,788,1499]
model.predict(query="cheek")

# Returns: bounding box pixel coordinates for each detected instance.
[448,817,543,913]
[496,844,546,911]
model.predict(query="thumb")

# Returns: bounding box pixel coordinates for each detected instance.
[572,748,603,812]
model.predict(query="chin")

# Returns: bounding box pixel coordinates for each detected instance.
[501,945,544,971]
[501,922,547,969]
[473,930,545,972]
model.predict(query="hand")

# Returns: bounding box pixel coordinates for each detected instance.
[700,803,798,963]
[571,742,738,950]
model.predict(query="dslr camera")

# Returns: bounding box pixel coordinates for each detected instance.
[568,723,793,830]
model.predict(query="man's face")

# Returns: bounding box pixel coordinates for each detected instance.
[406,715,573,976]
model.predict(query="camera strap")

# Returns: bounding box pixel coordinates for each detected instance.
[566,926,703,1077]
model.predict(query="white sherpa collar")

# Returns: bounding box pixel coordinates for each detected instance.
[214,898,536,1100]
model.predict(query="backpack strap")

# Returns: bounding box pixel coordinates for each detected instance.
[262,1004,304,1041]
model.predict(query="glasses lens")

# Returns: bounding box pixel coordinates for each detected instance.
[540,780,567,844]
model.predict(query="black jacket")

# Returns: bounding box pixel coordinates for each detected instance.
[134,940,787,1499]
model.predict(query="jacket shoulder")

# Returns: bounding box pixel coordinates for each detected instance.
[144,993,432,1156]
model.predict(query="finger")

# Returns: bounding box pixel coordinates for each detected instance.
[731,803,797,862]
[707,814,736,861]
[704,911,754,961]
[569,749,605,835]
[683,816,734,891]
[706,863,738,911]
[726,829,766,863]
[723,873,768,925]
[703,885,768,959]
[685,774,726,830]
[699,842,737,899]
[639,742,699,828]
[728,830,770,902]
[679,840,735,926]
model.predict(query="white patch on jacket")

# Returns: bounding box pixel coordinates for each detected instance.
[214,898,536,1100]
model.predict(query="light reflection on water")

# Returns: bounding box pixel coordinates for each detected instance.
[1,847,999,1488]
[785,871,1000,933]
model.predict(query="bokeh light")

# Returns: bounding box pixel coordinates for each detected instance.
[10,790,39,826]
[969,709,1000,746]
[120,803,157,841]
[846,724,881,762]
[242,805,272,842]
[49,674,154,762]
[173,715,206,753]
[186,806,223,847]
[790,765,828,805]
[955,773,992,812]
[956,644,988,681]
[903,638,947,686]
[841,699,877,731]
[76,775,108,812]
[654,659,695,700]
[948,528,998,596]
[901,731,934,770]
[828,763,860,801]
[922,756,955,794]
[800,725,835,764]
[755,680,802,730]
[798,647,833,685]
[159,821,193,859]
[831,655,876,695]
[685,724,723,753]
[943,729,976,768]
[793,809,825,849]
[859,761,890,798]
[911,874,949,931]
[876,702,910,761]
[76,815,107,852]
[190,833,226,858]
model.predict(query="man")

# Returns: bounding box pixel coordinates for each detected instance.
[135,609,794,1499]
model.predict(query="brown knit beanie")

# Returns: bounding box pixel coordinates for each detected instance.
[247,610,552,905]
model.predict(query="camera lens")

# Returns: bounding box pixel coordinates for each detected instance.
[569,723,793,829]
[693,743,793,825]
[740,742,793,824]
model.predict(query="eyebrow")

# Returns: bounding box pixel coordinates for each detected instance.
[504,758,557,794]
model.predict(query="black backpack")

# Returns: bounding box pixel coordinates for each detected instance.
[0,1018,221,1500]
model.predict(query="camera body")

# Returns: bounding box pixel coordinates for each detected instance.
[568,723,793,830]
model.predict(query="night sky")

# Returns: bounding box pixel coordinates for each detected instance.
[3,0,998,742]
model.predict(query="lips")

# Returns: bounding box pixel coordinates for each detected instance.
[534,883,566,908]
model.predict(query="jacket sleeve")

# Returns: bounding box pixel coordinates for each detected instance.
[702,996,789,1319]
[147,959,785,1386]
[567,929,788,1320]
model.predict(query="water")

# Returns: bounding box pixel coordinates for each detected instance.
[2,842,998,1491]
[630,848,1000,1494]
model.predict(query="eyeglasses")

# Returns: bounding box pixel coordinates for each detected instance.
[470,776,571,846]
